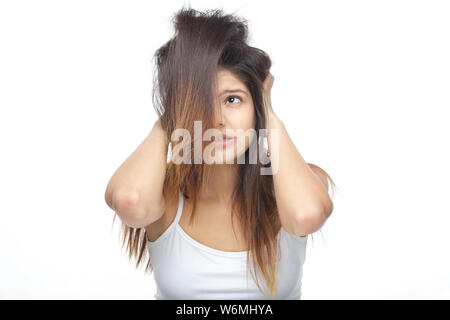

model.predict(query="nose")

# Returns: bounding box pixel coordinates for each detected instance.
[214,104,225,128]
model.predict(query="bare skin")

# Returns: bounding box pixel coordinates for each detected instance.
[145,69,332,250]
[146,188,248,252]
[146,68,254,251]
[107,68,332,251]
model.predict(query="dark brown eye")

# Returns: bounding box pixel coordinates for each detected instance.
[225,95,242,105]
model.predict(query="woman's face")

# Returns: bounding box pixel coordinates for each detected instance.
[206,68,256,164]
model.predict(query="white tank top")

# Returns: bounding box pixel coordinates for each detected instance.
[147,189,308,300]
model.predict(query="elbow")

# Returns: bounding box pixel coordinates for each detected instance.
[107,188,164,228]
[323,197,334,219]
[293,206,328,236]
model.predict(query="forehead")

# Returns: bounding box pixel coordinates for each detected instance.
[216,69,247,92]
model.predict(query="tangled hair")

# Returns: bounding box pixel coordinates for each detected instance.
[112,6,338,298]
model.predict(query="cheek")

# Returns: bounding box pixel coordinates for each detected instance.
[226,105,254,131]
[232,106,255,148]
[236,105,255,130]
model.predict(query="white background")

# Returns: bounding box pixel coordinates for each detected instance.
[1,0,449,299]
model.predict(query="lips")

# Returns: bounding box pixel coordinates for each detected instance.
[212,133,234,147]
[214,134,233,141]
[221,134,233,141]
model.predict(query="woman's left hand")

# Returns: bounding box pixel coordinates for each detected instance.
[263,71,283,134]
[262,71,275,119]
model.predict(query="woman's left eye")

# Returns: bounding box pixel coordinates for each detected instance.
[225,96,242,105]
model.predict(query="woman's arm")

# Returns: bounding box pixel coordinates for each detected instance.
[104,119,169,228]
[263,73,333,236]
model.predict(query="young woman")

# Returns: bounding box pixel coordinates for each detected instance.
[105,7,336,300]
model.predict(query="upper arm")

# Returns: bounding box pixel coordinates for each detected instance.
[145,189,176,242]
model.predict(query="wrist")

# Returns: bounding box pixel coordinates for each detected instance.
[267,113,284,130]
[266,113,284,156]
[152,119,169,146]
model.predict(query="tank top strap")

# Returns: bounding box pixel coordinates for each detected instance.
[173,188,184,224]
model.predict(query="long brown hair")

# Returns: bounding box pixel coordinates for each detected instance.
[112,6,338,298]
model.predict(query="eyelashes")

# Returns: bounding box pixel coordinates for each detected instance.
[224,95,242,105]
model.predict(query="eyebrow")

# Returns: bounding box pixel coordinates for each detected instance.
[219,89,249,97]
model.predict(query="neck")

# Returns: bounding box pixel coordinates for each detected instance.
[199,163,238,204]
